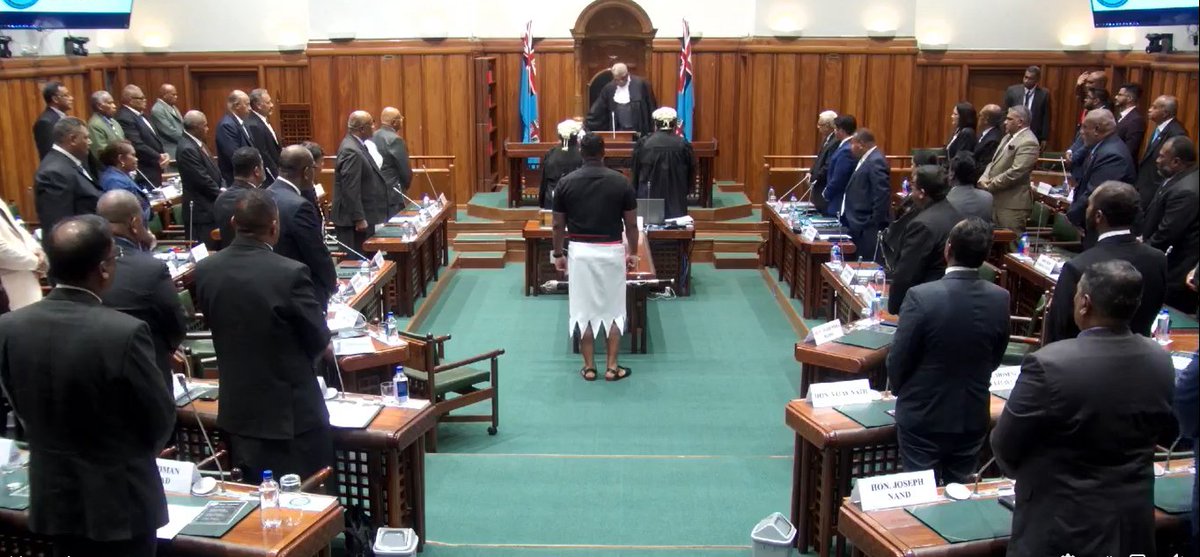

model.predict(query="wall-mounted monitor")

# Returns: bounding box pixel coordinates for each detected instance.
[1092,0,1200,28]
[0,0,134,30]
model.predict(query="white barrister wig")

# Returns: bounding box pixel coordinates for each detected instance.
[652,106,678,122]
[557,119,583,149]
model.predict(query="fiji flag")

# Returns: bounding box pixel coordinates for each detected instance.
[675,19,694,140]
[519,21,541,165]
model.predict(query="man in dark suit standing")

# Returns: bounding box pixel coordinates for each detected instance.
[1175,355,1199,551]
[267,145,337,307]
[1144,136,1199,314]
[887,218,1008,483]
[585,63,657,138]
[1134,95,1188,223]
[971,104,1003,181]
[1113,83,1147,164]
[215,90,254,186]
[1046,181,1166,343]
[114,85,168,189]
[213,148,265,250]
[1066,109,1136,246]
[176,111,226,249]
[839,128,890,263]
[885,166,963,314]
[374,107,414,196]
[0,215,174,557]
[97,190,187,386]
[1002,66,1051,147]
[809,110,839,213]
[33,81,74,160]
[195,189,332,483]
[992,259,1174,557]
[332,110,389,254]
[245,88,281,185]
[820,115,857,217]
[34,118,103,234]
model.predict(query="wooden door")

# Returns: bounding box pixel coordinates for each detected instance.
[967,69,1023,124]
[190,71,259,152]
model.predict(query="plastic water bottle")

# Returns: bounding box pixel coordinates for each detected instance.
[382,311,395,338]
[830,242,843,267]
[873,292,884,321]
[1017,234,1028,257]
[1154,309,1171,344]
[902,178,910,195]
[260,470,281,529]
[386,313,400,343]
[393,365,409,404]
[422,194,431,208]
[767,187,777,208]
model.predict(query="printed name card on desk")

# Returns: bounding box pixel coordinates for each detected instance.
[1033,254,1058,275]
[190,243,209,262]
[809,378,872,408]
[159,185,181,199]
[856,470,940,511]
[372,250,386,269]
[839,265,856,286]
[809,319,845,346]
[349,272,371,295]
[1036,182,1053,195]
[800,225,819,242]
[157,459,200,494]
[989,365,1021,392]
[0,438,17,466]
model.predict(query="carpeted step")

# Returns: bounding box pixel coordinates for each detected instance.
[715,180,744,193]
[454,252,506,269]
[713,252,761,269]
[452,233,522,253]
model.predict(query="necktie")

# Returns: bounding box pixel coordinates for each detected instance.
[78,165,92,182]
[1024,90,1033,110]
[1150,128,1160,147]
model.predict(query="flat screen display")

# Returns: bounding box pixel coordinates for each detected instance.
[0,0,134,30]
[1091,0,1200,28]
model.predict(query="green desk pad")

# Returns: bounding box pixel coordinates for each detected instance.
[1154,475,1194,514]
[1169,307,1199,330]
[906,498,1012,543]
[336,267,362,279]
[372,226,409,238]
[834,329,894,350]
[175,385,219,407]
[166,494,260,538]
[0,468,30,510]
[834,399,896,428]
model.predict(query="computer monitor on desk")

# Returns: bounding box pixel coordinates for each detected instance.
[637,198,665,226]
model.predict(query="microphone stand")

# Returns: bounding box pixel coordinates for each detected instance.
[187,201,194,244]
[324,233,371,263]
[418,163,442,204]
[971,455,998,496]
[1157,436,1182,477]
[176,374,228,495]
[776,174,811,204]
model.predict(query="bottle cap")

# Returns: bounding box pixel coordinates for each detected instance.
[262,470,273,481]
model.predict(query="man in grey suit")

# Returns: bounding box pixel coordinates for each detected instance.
[86,91,125,158]
[978,106,1039,234]
[332,111,389,254]
[149,84,184,159]
[373,106,413,195]
[993,259,1175,557]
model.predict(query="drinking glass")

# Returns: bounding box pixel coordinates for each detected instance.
[380,381,396,405]
[279,473,306,526]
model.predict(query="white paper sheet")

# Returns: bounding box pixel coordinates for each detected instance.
[157,504,205,540]
[333,337,375,356]
[280,493,338,512]
[326,399,382,428]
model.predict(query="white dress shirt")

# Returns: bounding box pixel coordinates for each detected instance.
[613,82,631,104]
[253,111,278,143]
[1098,229,1132,242]
[52,144,91,181]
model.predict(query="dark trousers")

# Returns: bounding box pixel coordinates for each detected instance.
[230,425,335,487]
[850,226,882,264]
[334,225,372,257]
[52,531,157,557]
[897,427,986,485]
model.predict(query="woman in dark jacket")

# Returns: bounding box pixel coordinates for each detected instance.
[945,101,978,161]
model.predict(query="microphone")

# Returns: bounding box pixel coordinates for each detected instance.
[394,187,423,211]
[330,346,349,400]
[418,163,442,203]
[187,201,194,244]
[611,111,616,136]
[1156,435,1182,477]
[175,374,228,495]
[972,455,997,496]
[324,233,371,263]
[777,174,811,204]
[1058,156,1070,191]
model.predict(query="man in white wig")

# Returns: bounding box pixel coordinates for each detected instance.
[538,118,584,209]
[631,106,695,219]
[552,133,638,382]
[585,62,657,138]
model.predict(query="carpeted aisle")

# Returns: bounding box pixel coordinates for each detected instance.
[414,264,806,554]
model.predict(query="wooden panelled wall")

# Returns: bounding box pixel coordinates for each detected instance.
[2,39,1197,219]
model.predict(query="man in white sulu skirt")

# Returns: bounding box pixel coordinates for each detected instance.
[551,133,639,382]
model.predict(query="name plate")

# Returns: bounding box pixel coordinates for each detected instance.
[157,458,200,494]
[989,365,1021,392]
[1033,255,1058,275]
[159,185,181,199]
[800,226,818,242]
[349,272,371,294]
[1036,182,1052,195]
[438,193,449,207]
[372,250,386,269]
[810,319,845,346]
[839,265,856,286]
[0,438,17,466]
[857,470,940,511]
[314,184,326,199]
[809,378,873,408]
[190,243,209,262]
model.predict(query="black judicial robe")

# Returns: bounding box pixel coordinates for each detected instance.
[631,130,695,219]
[538,145,584,209]
[585,76,657,137]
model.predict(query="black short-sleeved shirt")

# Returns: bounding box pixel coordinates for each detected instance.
[553,161,636,242]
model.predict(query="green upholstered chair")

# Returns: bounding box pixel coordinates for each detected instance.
[396,331,503,452]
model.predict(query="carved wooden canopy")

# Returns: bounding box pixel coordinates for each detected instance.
[571,0,658,111]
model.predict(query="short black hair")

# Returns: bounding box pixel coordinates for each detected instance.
[42,81,64,104]
[947,217,991,268]
[302,140,324,161]
[853,128,875,144]
[1024,65,1041,77]
[913,164,950,201]
[1087,87,1110,106]
[912,151,938,166]
[233,189,278,235]
[46,215,113,285]
[99,140,134,167]
[954,102,977,130]
[1091,180,1139,227]
[1163,136,1197,165]
[232,147,263,177]
[1119,83,1141,102]
[51,117,87,144]
[834,114,857,135]
[1079,259,1143,321]
[950,151,977,184]
[580,133,605,158]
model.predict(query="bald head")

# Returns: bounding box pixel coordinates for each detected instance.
[97,190,145,226]
[228,90,251,117]
[279,144,316,187]
[159,83,178,106]
[1081,108,1116,145]
[380,106,403,129]
[120,84,144,105]
[347,110,374,139]
[980,104,1004,129]
[45,215,114,289]
[182,110,209,136]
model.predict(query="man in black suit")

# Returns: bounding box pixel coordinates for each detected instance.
[839,128,891,264]
[114,85,168,189]
[0,215,174,557]
[34,117,102,234]
[213,148,265,249]
[971,104,1003,181]
[195,189,332,483]
[1066,109,1136,246]
[1144,136,1200,314]
[33,81,74,160]
[887,218,1008,484]
[374,106,414,195]
[267,145,337,307]
[1134,95,1188,222]
[1002,66,1051,147]
[215,90,254,186]
[332,110,389,254]
[885,166,963,314]
[245,88,281,185]
[992,259,1174,557]
[809,110,839,213]
[1113,83,1147,164]
[97,190,187,386]
[820,115,857,217]
[176,110,226,249]
[1046,181,1166,343]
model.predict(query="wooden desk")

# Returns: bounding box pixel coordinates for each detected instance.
[839,465,1194,557]
[819,262,897,327]
[786,397,1007,557]
[1000,251,1068,316]
[762,203,856,318]
[174,382,437,551]
[504,140,718,208]
[0,482,343,556]
[362,203,452,317]
[337,259,398,322]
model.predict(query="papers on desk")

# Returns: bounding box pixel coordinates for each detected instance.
[158,504,205,540]
[665,215,694,227]
[989,366,1021,392]
[327,304,362,333]
[281,493,338,512]
[326,399,383,428]
[333,336,375,356]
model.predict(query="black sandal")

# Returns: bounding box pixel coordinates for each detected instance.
[580,367,598,381]
[605,366,632,382]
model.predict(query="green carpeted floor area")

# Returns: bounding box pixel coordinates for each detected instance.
[414,264,807,554]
